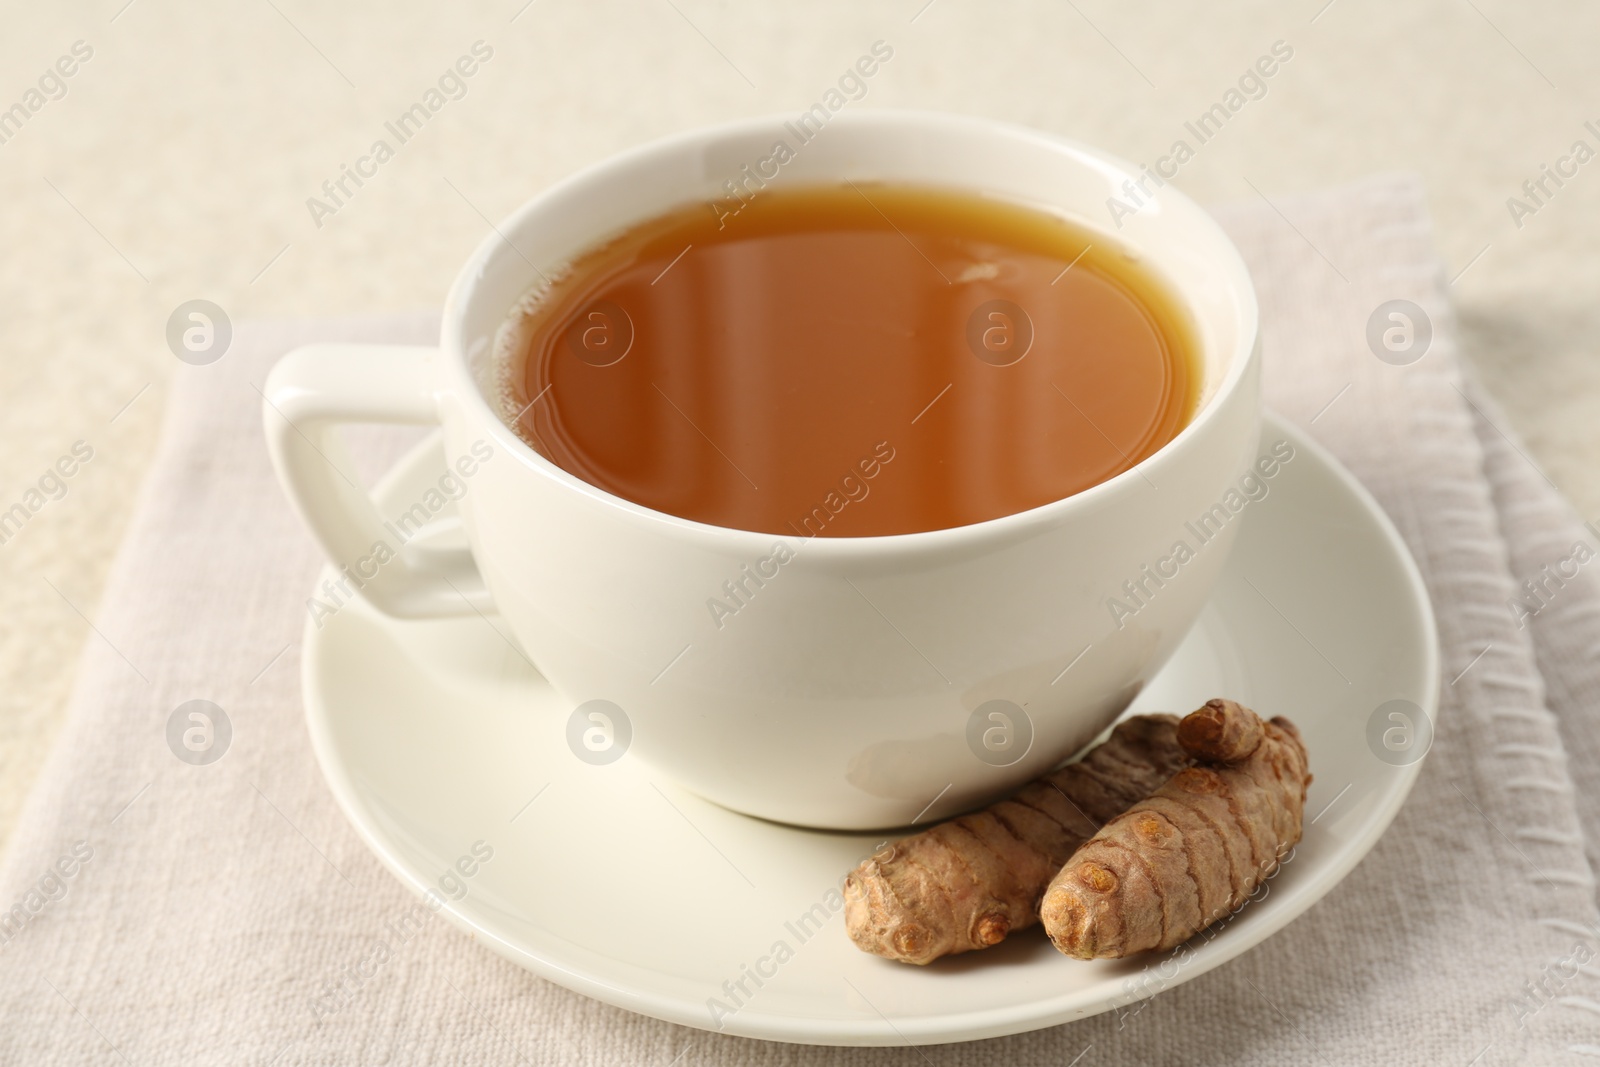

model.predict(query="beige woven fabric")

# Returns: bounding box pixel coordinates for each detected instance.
[3,176,1598,1065]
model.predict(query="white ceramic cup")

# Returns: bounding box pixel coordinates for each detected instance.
[264,110,1261,830]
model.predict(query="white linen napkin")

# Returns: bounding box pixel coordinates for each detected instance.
[2,175,1597,1065]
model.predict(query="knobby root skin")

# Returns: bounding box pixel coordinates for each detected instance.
[842,714,1190,965]
[1040,699,1311,960]
[1175,697,1264,762]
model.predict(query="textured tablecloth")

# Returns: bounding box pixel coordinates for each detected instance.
[4,174,1599,1065]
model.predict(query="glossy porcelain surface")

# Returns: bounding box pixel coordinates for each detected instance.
[303,412,1438,1044]
[268,112,1263,827]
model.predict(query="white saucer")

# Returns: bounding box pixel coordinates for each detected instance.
[302,411,1438,1046]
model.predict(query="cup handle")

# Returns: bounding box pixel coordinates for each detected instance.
[262,343,492,619]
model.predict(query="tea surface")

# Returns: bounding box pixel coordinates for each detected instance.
[498,183,1197,536]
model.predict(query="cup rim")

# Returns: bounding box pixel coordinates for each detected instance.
[441,108,1261,555]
